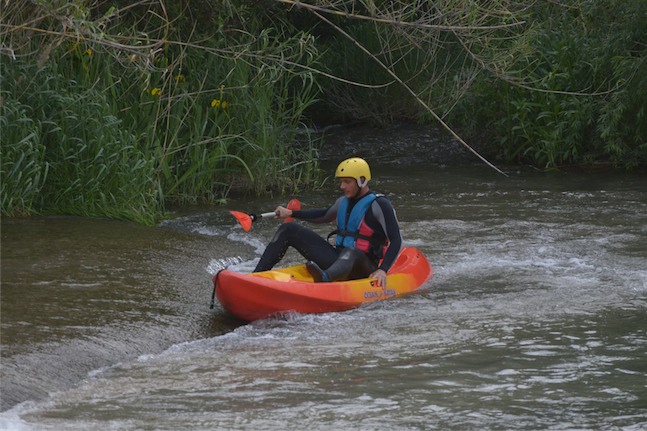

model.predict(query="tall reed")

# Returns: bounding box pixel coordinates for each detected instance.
[0,98,48,216]
[1,0,323,223]
[1,61,160,223]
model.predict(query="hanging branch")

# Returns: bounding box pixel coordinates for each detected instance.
[280,0,509,176]
[275,0,525,32]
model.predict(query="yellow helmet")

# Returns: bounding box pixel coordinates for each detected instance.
[335,157,371,187]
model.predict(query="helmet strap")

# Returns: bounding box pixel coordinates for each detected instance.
[357,176,368,188]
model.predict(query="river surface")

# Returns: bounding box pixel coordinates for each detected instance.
[2,128,647,430]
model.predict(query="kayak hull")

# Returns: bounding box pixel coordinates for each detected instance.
[212,247,433,322]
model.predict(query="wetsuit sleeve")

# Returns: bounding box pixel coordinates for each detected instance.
[374,198,402,273]
[291,197,342,224]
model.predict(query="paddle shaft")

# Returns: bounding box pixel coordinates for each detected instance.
[252,211,279,221]
[230,199,300,231]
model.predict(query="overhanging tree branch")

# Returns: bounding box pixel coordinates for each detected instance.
[312,10,507,175]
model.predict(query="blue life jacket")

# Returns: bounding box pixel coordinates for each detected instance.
[335,193,378,248]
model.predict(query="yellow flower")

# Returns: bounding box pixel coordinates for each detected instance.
[151,87,162,97]
[175,74,186,82]
[211,99,229,111]
[84,48,93,57]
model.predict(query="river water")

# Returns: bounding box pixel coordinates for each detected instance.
[2,127,647,430]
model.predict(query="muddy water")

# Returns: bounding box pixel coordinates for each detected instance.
[1,137,646,429]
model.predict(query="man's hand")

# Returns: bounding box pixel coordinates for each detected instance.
[370,268,387,287]
[274,206,292,219]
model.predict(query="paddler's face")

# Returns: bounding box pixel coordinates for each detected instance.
[339,177,359,198]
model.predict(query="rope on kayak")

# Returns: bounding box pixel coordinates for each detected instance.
[210,269,224,309]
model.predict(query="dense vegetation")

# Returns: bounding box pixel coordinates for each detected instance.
[1,0,322,223]
[449,1,647,169]
[2,0,646,223]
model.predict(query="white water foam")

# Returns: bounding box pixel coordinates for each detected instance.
[226,231,267,254]
[206,256,245,275]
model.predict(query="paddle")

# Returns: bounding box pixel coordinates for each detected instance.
[229,199,301,231]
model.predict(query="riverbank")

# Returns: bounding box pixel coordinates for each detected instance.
[316,123,486,166]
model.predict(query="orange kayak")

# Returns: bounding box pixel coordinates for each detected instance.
[211,247,433,322]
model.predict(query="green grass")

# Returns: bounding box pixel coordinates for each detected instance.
[1,1,323,223]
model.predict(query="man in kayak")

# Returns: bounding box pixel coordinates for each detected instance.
[253,157,402,287]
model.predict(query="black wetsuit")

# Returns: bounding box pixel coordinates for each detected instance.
[253,191,402,281]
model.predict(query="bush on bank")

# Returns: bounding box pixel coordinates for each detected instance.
[446,1,647,169]
[1,0,321,223]
[2,1,645,223]
[308,0,646,169]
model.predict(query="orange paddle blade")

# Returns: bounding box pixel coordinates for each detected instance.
[284,199,301,223]
[229,210,253,232]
